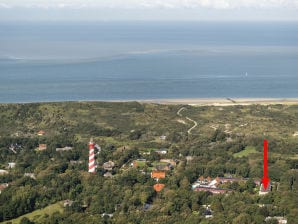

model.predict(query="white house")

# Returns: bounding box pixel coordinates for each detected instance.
[0,170,8,175]
[8,162,16,169]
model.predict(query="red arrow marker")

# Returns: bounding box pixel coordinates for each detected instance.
[262,139,270,190]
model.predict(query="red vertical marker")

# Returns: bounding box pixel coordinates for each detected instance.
[262,139,270,189]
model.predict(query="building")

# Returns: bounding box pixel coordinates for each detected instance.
[88,139,96,173]
[143,203,152,211]
[8,162,16,169]
[265,216,287,224]
[63,200,74,207]
[192,176,218,189]
[192,176,262,194]
[193,176,261,191]
[151,170,166,179]
[186,156,194,163]
[204,206,213,218]
[259,183,271,195]
[70,160,83,165]
[0,170,8,175]
[24,173,36,179]
[159,135,167,140]
[101,213,113,218]
[0,183,9,194]
[38,144,47,151]
[155,149,168,155]
[153,183,165,192]
[56,146,73,152]
[103,161,115,171]
[37,130,45,136]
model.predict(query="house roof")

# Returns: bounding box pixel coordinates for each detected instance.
[0,169,9,174]
[37,130,45,135]
[151,171,166,179]
[153,183,165,192]
[260,183,271,192]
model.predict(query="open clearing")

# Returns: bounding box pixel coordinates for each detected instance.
[1,202,63,224]
[233,146,258,158]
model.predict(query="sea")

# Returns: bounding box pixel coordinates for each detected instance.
[0,21,297,103]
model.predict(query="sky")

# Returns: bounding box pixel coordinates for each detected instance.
[0,0,298,21]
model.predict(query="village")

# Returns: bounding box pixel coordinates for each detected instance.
[0,130,287,223]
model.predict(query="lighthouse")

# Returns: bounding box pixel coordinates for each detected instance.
[88,138,96,173]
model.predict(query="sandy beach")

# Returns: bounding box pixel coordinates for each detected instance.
[138,98,298,106]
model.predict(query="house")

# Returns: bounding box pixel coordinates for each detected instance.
[265,216,287,224]
[132,161,138,168]
[259,183,271,195]
[8,162,16,169]
[258,204,273,208]
[103,161,115,171]
[38,144,47,151]
[143,203,152,211]
[159,135,167,140]
[0,170,8,175]
[70,160,83,165]
[186,156,193,163]
[192,176,213,189]
[101,213,113,218]
[104,172,113,178]
[24,173,36,179]
[37,130,45,136]
[155,149,167,155]
[63,200,74,207]
[56,146,73,152]
[0,183,9,194]
[153,183,165,192]
[151,171,166,179]
[204,206,213,218]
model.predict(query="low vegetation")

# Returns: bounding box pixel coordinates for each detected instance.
[233,146,258,158]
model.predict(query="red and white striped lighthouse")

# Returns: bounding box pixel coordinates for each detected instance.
[88,138,96,173]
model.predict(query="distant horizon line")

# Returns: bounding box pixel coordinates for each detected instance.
[1,98,298,105]
[1,19,298,23]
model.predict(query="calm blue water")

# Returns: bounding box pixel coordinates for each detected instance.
[0,22,297,102]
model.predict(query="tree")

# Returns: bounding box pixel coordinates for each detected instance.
[245,178,256,193]
[232,213,252,224]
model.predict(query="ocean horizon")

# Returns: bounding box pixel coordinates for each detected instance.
[0,21,297,103]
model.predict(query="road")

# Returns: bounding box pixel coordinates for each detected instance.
[177,107,197,134]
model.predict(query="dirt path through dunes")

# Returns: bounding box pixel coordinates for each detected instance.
[177,107,197,134]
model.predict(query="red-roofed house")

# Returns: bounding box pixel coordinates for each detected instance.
[153,183,165,192]
[151,171,166,179]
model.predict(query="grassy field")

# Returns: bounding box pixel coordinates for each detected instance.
[233,146,258,158]
[1,202,64,224]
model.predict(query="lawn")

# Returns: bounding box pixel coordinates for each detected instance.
[2,202,64,224]
[233,146,258,158]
